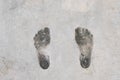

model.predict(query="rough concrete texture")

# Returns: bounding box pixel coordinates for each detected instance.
[0,0,120,80]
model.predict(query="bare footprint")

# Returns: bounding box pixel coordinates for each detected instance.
[34,27,50,69]
[75,27,93,68]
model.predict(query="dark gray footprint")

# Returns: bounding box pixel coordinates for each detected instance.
[75,27,93,68]
[34,27,50,69]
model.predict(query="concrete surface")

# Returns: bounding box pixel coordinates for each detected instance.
[0,0,120,80]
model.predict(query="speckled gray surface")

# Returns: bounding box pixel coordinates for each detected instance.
[0,0,120,80]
